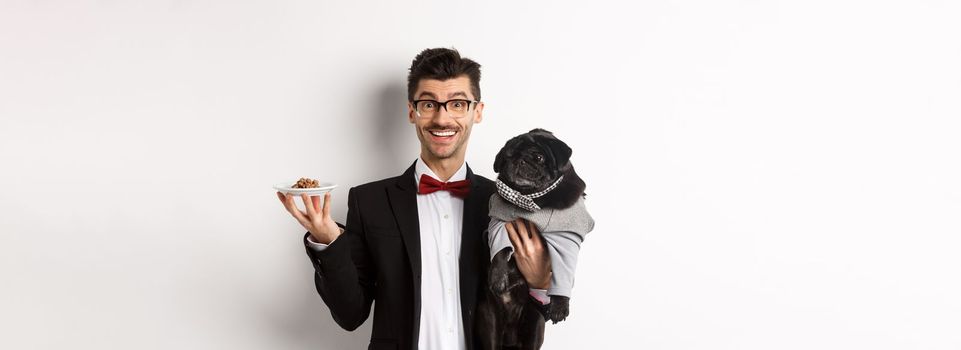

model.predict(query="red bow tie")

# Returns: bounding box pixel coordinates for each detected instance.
[418,174,471,198]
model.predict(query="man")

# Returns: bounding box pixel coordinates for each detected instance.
[277,48,552,350]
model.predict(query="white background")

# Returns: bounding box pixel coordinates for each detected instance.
[2,0,960,349]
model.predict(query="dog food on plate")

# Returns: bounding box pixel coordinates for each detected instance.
[292,177,320,189]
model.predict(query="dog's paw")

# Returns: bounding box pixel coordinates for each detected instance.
[547,296,570,324]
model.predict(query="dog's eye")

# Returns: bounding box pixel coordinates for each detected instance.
[535,154,544,163]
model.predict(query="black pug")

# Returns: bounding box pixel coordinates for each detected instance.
[476,128,595,350]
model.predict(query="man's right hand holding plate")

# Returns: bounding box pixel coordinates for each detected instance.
[277,192,342,244]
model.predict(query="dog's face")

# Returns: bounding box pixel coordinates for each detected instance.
[494,128,573,193]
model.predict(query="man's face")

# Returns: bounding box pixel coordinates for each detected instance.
[408,75,484,161]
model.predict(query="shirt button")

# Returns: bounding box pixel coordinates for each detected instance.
[444,214,449,219]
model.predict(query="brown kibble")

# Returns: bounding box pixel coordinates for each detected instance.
[292,177,320,188]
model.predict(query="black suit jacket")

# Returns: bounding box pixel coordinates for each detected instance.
[303,162,496,350]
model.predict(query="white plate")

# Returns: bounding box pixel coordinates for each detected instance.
[273,180,337,196]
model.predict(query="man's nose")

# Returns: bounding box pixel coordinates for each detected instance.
[430,106,456,122]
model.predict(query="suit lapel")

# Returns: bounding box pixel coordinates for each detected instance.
[388,163,421,279]
[460,165,484,348]
[386,162,423,343]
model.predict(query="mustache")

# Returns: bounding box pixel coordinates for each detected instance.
[424,124,461,131]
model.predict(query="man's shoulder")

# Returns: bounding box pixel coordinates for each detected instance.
[471,173,495,191]
[350,175,404,195]
[470,173,497,204]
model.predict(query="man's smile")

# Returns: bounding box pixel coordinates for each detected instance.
[427,128,459,143]
[429,130,456,137]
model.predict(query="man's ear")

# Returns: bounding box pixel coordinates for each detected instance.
[473,102,484,124]
[408,102,417,123]
[545,137,572,168]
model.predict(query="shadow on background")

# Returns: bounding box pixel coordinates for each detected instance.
[262,80,410,349]
[372,81,417,175]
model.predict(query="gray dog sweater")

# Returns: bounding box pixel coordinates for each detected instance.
[487,193,594,297]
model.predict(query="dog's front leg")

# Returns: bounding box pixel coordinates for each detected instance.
[517,299,546,350]
[475,294,500,350]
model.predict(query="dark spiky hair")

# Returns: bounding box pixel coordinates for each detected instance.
[407,47,481,102]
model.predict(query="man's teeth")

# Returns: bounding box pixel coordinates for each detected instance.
[430,130,456,137]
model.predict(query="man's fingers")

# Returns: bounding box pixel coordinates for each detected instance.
[322,192,332,218]
[280,193,297,212]
[311,195,321,213]
[526,220,543,246]
[514,218,531,244]
[528,221,543,246]
[283,194,309,223]
[301,194,316,218]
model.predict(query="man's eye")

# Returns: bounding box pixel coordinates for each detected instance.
[423,102,435,109]
[452,101,465,108]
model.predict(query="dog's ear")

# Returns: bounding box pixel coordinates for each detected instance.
[493,148,506,173]
[493,139,511,173]
[545,136,573,168]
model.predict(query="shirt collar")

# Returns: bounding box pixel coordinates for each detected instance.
[414,157,468,187]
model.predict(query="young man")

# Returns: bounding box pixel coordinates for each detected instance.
[277,48,552,350]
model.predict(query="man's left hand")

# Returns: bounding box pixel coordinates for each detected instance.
[506,218,552,289]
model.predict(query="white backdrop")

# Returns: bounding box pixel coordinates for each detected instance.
[2,0,960,349]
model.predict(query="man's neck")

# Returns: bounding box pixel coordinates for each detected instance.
[420,152,466,182]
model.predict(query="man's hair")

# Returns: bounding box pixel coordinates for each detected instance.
[407,47,482,102]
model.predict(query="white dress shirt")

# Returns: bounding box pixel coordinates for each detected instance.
[306,158,549,349]
[411,158,467,350]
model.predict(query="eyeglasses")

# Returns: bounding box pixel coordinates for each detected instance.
[412,99,479,118]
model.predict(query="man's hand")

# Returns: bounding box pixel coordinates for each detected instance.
[506,218,552,289]
[277,192,342,244]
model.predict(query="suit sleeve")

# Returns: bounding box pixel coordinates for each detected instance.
[302,187,376,331]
